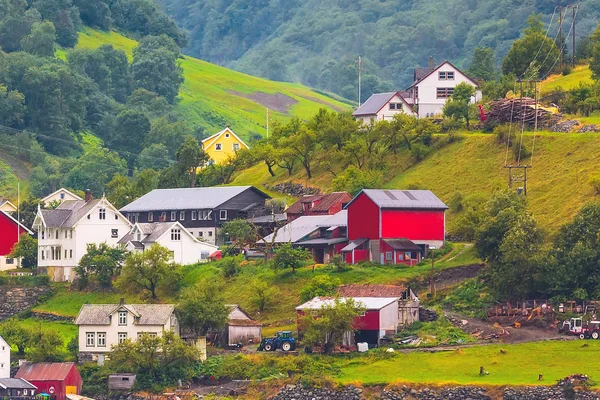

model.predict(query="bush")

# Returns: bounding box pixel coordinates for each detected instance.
[440,118,463,132]
[562,65,572,76]
[512,141,531,161]
[300,275,341,302]
[441,279,493,319]
[220,258,240,278]
[328,254,348,272]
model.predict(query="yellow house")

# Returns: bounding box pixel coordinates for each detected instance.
[202,126,250,164]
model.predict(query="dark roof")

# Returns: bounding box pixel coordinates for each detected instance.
[285,195,323,215]
[353,92,397,116]
[247,214,287,224]
[408,61,479,89]
[383,238,422,251]
[338,284,408,298]
[414,67,433,82]
[0,378,37,390]
[296,237,348,246]
[16,363,77,381]
[286,192,350,215]
[120,186,270,212]
[346,189,447,210]
[75,304,175,325]
[40,199,105,228]
[228,319,262,327]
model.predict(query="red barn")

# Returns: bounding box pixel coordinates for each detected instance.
[0,209,32,270]
[15,363,82,400]
[285,192,352,222]
[342,189,447,264]
[296,297,399,346]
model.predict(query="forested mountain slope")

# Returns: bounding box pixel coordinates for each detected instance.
[158,0,600,99]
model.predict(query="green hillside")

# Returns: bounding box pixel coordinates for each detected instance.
[76,29,352,139]
[542,65,594,94]
[232,131,600,232]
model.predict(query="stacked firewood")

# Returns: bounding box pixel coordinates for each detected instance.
[485,98,559,127]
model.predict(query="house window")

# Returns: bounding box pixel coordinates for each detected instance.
[180,211,185,220]
[398,253,405,261]
[115,214,118,220]
[69,230,73,239]
[41,231,45,240]
[386,251,393,261]
[87,214,91,220]
[160,212,166,221]
[70,250,73,259]
[60,193,65,199]
[97,332,106,347]
[128,213,139,223]
[436,88,454,98]
[64,249,67,259]
[359,311,366,317]
[136,231,142,241]
[86,332,95,347]
[24,389,28,396]
[118,332,127,344]
[65,230,68,239]
[208,231,213,237]
[148,212,154,222]
[5,258,13,265]
[99,209,106,220]
[191,211,197,220]
[439,71,455,80]
[219,210,227,220]
[41,251,45,260]
[215,143,222,151]
[201,210,212,220]
[405,252,413,259]
[225,133,230,138]
[171,229,181,241]
[171,211,176,221]
[55,230,58,239]
[111,229,118,238]
[199,231,203,237]
[118,311,127,326]
[233,143,240,151]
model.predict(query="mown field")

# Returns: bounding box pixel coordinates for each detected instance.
[75,29,352,140]
[542,65,593,94]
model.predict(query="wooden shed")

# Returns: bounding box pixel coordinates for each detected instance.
[223,305,262,346]
[108,374,136,391]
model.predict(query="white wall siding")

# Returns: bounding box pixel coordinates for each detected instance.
[378,300,399,336]
[0,336,10,379]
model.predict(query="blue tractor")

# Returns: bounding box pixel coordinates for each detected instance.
[257,331,297,352]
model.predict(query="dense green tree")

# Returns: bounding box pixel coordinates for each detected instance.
[145,117,192,157]
[32,0,81,48]
[75,243,126,288]
[300,275,341,302]
[249,279,279,312]
[137,143,171,170]
[0,319,33,354]
[332,165,383,196]
[177,280,229,336]
[126,89,172,118]
[7,234,37,268]
[589,23,600,80]
[28,325,65,362]
[73,0,111,29]
[116,244,182,300]
[64,149,127,196]
[443,82,477,128]
[21,20,55,57]
[219,219,257,252]
[0,84,25,127]
[174,136,207,187]
[131,34,183,103]
[468,47,497,82]
[272,243,311,273]
[109,110,151,175]
[0,1,38,53]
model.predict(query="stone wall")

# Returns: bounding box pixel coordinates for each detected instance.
[30,311,73,322]
[419,307,439,322]
[0,286,52,320]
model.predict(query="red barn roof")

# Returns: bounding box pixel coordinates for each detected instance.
[15,362,76,381]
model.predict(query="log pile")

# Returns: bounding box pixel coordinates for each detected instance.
[486,98,560,127]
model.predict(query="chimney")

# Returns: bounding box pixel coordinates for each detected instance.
[85,189,92,202]
[226,124,230,128]
[429,56,434,71]
[119,297,125,305]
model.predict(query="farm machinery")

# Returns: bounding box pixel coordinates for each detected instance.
[257,331,297,352]
[562,318,600,339]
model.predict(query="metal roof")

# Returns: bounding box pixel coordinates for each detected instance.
[296,297,398,311]
[383,238,422,251]
[16,363,77,381]
[258,215,331,244]
[316,210,347,227]
[247,214,287,224]
[340,238,368,252]
[120,186,269,212]
[352,92,397,116]
[338,284,408,298]
[296,237,348,246]
[75,304,175,326]
[346,189,447,210]
[0,378,37,390]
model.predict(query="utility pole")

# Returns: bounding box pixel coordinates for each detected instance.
[573,4,577,67]
[559,5,563,71]
[266,107,269,142]
[358,56,362,106]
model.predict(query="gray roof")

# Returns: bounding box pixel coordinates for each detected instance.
[119,223,186,245]
[0,378,37,390]
[75,304,175,325]
[352,92,397,116]
[247,214,287,224]
[296,237,348,246]
[414,67,433,82]
[316,210,347,227]
[383,238,422,251]
[120,186,269,212]
[40,199,103,228]
[259,215,330,244]
[347,189,447,210]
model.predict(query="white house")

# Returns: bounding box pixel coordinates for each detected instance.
[41,188,83,206]
[0,336,10,379]
[32,195,132,282]
[353,92,417,124]
[405,60,482,118]
[118,222,218,265]
[75,301,178,364]
[0,198,17,214]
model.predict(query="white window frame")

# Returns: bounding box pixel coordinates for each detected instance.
[386,251,393,261]
[219,210,227,220]
[86,332,95,347]
[215,143,222,151]
[171,229,181,241]
[191,211,197,220]
[97,332,106,347]
[118,311,127,326]
[148,212,154,222]
[171,211,176,221]
[99,208,106,220]
[180,211,185,220]
[118,332,127,344]
[233,143,240,151]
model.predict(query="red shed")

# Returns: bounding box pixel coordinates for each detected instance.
[295,297,399,346]
[343,189,447,264]
[0,209,33,269]
[15,362,82,400]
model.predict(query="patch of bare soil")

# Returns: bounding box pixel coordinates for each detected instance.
[299,95,346,112]
[230,91,298,114]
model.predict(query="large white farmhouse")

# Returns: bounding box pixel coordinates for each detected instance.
[405,60,482,118]
[118,222,219,265]
[75,301,178,364]
[32,194,132,282]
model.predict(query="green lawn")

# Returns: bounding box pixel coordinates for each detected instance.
[32,285,142,317]
[76,28,352,140]
[0,318,78,350]
[334,340,600,386]
[542,65,593,94]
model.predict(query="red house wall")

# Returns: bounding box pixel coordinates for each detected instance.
[354,310,380,330]
[380,210,445,241]
[0,212,27,256]
[347,193,380,240]
[29,380,64,400]
[379,240,421,266]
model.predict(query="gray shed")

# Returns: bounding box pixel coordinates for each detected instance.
[223,305,262,346]
[108,374,136,391]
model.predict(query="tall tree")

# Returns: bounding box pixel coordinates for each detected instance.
[20,20,55,57]
[75,243,126,288]
[109,110,151,175]
[468,47,497,82]
[443,82,477,128]
[175,136,207,187]
[177,280,229,337]
[8,234,37,269]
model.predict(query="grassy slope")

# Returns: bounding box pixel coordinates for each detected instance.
[76,29,351,140]
[542,65,593,94]
[335,341,600,386]
[234,132,600,232]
